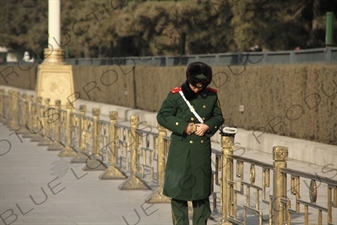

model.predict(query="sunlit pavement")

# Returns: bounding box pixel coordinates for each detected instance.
[1,122,336,225]
[0,123,173,225]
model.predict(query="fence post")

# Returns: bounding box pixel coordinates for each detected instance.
[145,124,171,203]
[272,146,288,225]
[72,105,89,163]
[7,91,20,130]
[17,94,30,136]
[58,102,77,157]
[0,89,5,122]
[100,111,127,179]
[118,115,151,190]
[8,91,20,131]
[48,100,63,151]
[16,93,26,134]
[83,108,106,171]
[220,126,237,225]
[26,95,41,137]
[22,95,36,138]
[4,90,13,126]
[31,97,43,142]
[38,98,53,146]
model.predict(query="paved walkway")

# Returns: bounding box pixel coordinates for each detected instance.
[1,122,336,225]
[0,123,172,225]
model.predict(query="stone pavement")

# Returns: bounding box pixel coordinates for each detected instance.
[0,123,172,225]
[1,121,336,225]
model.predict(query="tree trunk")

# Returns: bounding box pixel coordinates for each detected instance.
[306,0,321,47]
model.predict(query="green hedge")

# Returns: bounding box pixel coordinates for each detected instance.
[1,63,336,145]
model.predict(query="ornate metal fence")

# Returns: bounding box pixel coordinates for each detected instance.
[3,47,337,66]
[1,88,336,225]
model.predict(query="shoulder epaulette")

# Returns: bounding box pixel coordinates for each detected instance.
[171,87,182,94]
[207,87,217,93]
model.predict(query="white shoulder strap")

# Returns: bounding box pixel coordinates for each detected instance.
[178,90,204,123]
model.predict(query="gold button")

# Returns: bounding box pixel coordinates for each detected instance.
[203,105,206,108]
[215,126,217,129]
[191,106,194,109]
[191,117,194,121]
[176,122,179,125]
[201,140,204,143]
[190,140,193,144]
[202,117,205,121]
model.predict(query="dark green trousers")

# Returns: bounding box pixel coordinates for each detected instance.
[171,198,211,225]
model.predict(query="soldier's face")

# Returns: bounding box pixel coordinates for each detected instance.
[189,84,203,93]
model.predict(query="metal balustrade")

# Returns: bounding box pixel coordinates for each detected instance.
[225,154,275,225]
[0,88,336,225]
[136,128,158,181]
[30,97,43,142]
[69,111,79,151]
[280,168,337,225]
[116,124,132,172]
[2,47,337,66]
[96,120,110,164]
[38,98,54,146]
[0,89,5,122]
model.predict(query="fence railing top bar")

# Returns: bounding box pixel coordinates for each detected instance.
[83,115,93,120]
[163,136,171,141]
[266,52,291,56]
[152,56,167,59]
[166,55,196,59]
[231,154,274,169]
[298,46,337,52]
[2,47,337,66]
[296,199,329,212]
[294,50,326,55]
[70,111,84,117]
[135,129,158,137]
[281,167,337,186]
[211,148,222,155]
[115,123,131,129]
[240,181,263,190]
[98,119,110,125]
[67,47,337,60]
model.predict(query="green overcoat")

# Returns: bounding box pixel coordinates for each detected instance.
[157,85,224,201]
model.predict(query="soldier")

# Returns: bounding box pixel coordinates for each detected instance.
[157,62,224,225]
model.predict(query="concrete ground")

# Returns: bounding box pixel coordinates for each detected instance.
[1,122,336,225]
[0,123,173,225]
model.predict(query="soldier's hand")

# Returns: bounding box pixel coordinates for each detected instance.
[184,123,194,135]
[194,123,209,136]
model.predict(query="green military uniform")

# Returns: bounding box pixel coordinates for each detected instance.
[157,62,224,225]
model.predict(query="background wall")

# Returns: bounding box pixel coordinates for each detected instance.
[1,63,336,145]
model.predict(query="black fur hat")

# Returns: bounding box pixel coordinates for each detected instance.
[186,62,212,88]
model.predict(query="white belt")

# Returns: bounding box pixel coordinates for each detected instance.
[179,90,204,124]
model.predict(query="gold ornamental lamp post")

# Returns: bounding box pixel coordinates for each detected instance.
[36,0,75,109]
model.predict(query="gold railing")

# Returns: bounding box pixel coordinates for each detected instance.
[0,88,336,225]
[279,168,337,225]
